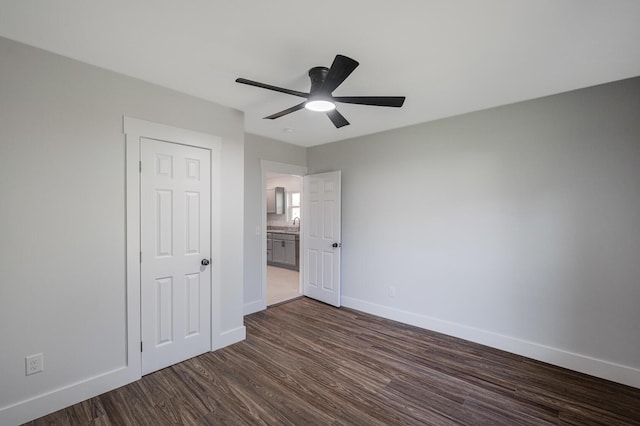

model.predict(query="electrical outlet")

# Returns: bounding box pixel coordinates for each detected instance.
[389,286,396,298]
[25,353,44,376]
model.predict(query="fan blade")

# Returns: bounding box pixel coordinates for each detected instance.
[321,55,359,94]
[326,109,350,128]
[333,96,405,107]
[236,78,309,98]
[263,102,306,120]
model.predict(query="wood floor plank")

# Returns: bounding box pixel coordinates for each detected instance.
[26,298,640,425]
[64,397,105,425]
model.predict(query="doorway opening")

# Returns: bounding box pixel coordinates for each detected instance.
[266,172,303,305]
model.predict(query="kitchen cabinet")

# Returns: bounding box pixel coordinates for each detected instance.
[266,233,273,261]
[268,232,298,270]
[266,187,285,214]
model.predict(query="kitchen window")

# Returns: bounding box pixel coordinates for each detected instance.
[289,192,301,221]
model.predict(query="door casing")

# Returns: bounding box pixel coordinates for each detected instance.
[124,117,221,377]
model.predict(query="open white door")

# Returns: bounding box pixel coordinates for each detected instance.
[140,137,212,375]
[302,171,341,307]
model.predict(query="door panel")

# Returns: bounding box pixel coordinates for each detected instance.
[185,192,201,254]
[303,171,341,307]
[185,273,201,336]
[155,277,173,344]
[141,138,211,375]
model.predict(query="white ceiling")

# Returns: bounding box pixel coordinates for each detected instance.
[1,1,639,147]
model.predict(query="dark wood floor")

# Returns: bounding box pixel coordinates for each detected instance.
[27,298,640,425]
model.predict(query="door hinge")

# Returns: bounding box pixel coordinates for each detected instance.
[140,251,142,263]
[140,342,143,352]
[139,161,142,172]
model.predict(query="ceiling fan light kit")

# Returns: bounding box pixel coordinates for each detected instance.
[305,99,336,112]
[236,54,405,128]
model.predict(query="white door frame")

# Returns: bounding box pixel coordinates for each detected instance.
[124,117,221,376]
[260,160,308,310]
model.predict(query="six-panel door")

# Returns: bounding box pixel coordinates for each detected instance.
[303,171,341,307]
[140,138,212,375]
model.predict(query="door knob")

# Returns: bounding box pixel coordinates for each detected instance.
[332,242,341,248]
[201,259,210,266]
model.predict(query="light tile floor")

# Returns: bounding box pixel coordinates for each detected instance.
[267,265,301,305]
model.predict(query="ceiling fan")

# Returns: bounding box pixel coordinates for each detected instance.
[236,54,405,128]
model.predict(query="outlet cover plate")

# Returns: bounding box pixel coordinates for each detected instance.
[25,353,44,376]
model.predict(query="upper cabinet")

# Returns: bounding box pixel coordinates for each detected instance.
[267,186,285,214]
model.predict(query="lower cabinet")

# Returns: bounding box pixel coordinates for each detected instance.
[267,232,298,270]
[273,239,295,264]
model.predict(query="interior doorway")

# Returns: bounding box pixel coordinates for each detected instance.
[266,172,303,305]
[260,160,307,310]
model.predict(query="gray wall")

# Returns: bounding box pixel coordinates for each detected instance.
[0,37,245,423]
[308,77,640,386]
[244,134,306,309]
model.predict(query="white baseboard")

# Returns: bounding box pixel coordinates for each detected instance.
[0,365,139,426]
[3,324,246,425]
[213,325,246,351]
[244,299,265,316]
[341,296,640,389]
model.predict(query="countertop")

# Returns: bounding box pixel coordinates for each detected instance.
[267,228,299,236]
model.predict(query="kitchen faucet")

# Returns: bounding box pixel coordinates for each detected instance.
[293,217,300,227]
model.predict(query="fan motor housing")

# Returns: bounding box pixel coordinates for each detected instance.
[308,66,329,94]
